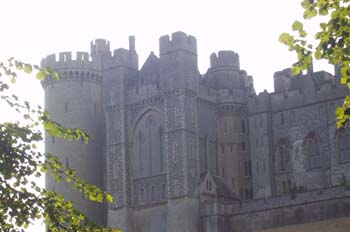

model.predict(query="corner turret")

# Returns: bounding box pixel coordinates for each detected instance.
[91,39,111,58]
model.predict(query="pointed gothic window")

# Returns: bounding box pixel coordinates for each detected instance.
[337,128,350,163]
[276,139,290,171]
[304,132,321,169]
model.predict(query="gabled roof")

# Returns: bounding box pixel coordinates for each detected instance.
[140,52,160,73]
[200,171,240,202]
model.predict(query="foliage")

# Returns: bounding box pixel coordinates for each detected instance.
[0,58,119,231]
[279,0,350,128]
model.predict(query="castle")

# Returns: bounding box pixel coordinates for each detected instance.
[42,32,350,232]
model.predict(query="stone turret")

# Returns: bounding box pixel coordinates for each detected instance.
[208,50,245,90]
[91,39,111,58]
[41,51,104,225]
[159,31,199,91]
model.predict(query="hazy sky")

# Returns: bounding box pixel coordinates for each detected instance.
[0,0,332,231]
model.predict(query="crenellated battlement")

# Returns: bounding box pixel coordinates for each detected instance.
[101,48,138,70]
[210,50,240,69]
[159,31,197,55]
[41,51,99,70]
[91,39,111,57]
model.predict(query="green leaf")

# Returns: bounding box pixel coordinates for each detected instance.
[23,64,32,74]
[106,193,113,203]
[36,70,46,80]
[66,176,72,183]
[292,65,301,75]
[292,20,303,31]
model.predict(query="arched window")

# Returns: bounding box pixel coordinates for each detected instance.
[337,129,350,163]
[276,139,290,171]
[304,132,321,169]
[132,111,164,178]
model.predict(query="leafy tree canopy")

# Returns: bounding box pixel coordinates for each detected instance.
[0,59,119,231]
[279,0,350,128]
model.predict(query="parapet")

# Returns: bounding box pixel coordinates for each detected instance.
[159,31,197,55]
[210,51,240,69]
[40,51,98,70]
[91,39,111,57]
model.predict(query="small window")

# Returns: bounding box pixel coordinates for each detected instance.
[65,158,69,169]
[282,181,286,194]
[290,111,295,125]
[245,189,249,200]
[172,144,177,162]
[224,120,228,133]
[221,144,225,153]
[231,178,235,190]
[241,142,246,151]
[162,184,166,198]
[151,186,155,201]
[244,161,251,177]
[254,117,257,129]
[259,116,263,128]
[139,188,145,203]
[230,144,233,152]
[222,167,225,177]
[256,161,259,173]
[248,160,252,176]
[263,160,266,172]
[241,119,246,133]
[280,113,284,125]
[287,179,292,192]
[51,136,55,144]
[113,161,118,179]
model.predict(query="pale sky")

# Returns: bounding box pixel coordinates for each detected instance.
[0,0,332,231]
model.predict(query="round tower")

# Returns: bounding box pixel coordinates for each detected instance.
[41,51,105,224]
[209,50,244,89]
